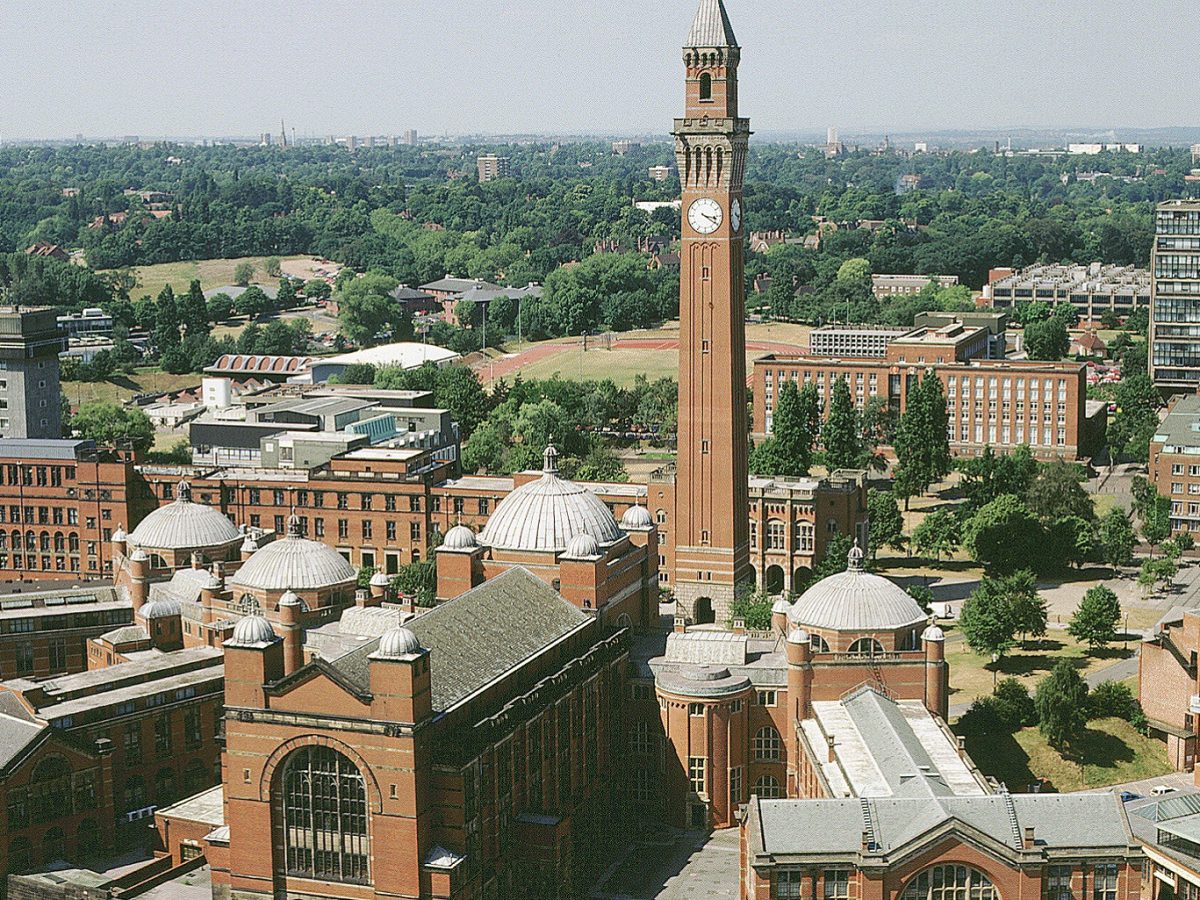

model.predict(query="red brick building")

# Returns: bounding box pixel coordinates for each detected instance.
[1149,393,1200,535]
[1139,607,1200,772]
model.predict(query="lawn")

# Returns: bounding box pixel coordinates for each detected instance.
[945,631,1133,709]
[960,717,1171,793]
[111,255,330,300]
[62,368,202,409]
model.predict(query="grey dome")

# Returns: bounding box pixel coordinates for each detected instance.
[922,623,946,642]
[241,535,259,553]
[231,516,356,592]
[479,444,622,552]
[130,548,149,562]
[139,598,181,620]
[377,626,422,658]
[442,524,478,550]
[787,627,811,644]
[128,481,240,551]
[772,598,792,614]
[620,504,654,530]
[369,571,391,587]
[564,532,601,559]
[279,589,301,607]
[788,544,925,633]
[228,615,277,646]
[112,526,126,542]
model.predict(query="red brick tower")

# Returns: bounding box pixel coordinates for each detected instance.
[673,0,754,623]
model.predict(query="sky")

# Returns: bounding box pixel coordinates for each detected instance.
[0,0,1196,140]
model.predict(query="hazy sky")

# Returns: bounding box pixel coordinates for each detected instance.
[0,0,1195,139]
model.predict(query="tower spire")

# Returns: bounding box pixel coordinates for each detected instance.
[686,0,738,48]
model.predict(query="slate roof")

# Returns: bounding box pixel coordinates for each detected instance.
[0,712,46,770]
[686,0,738,48]
[328,568,590,713]
[99,625,149,644]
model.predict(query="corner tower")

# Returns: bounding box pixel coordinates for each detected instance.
[673,0,753,623]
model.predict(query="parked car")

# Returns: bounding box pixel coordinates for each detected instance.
[1119,791,1141,802]
[1151,785,1177,796]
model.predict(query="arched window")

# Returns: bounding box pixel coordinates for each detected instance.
[149,553,168,570]
[753,774,782,799]
[41,827,65,865]
[155,767,176,804]
[10,530,19,550]
[31,757,71,814]
[753,726,782,761]
[900,865,999,900]
[281,746,369,885]
[767,519,786,550]
[9,837,31,874]
[184,758,208,794]
[68,533,79,552]
[53,532,64,552]
[656,508,667,524]
[123,775,146,811]
[796,521,815,553]
[237,594,262,615]
[699,72,713,101]
[39,531,49,552]
[848,637,885,657]
[810,633,830,653]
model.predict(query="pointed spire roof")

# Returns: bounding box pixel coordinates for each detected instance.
[686,0,738,48]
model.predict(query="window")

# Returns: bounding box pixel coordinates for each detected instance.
[361,520,372,540]
[796,521,815,553]
[630,683,652,702]
[154,715,172,756]
[1093,864,1118,900]
[730,766,743,805]
[282,746,369,884]
[825,870,851,900]
[699,71,712,101]
[754,774,782,799]
[688,757,706,796]
[900,865,998,900]
[630,721,652,754]
[123,723,141,757]
[688,702,704,717]
[753,726,782,761]
[184,708,203,750]
[767,520,785,550]
[777,869,805,900]
[48,638,66,671]
[848,637,884,657]
[1045,865,1073,900]
[338,519,349,540]
[756,689,777,707]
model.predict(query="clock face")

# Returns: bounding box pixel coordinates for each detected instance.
[688,197,723,235]
[730,198,742,233]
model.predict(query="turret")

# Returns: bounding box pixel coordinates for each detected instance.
[435,525,485,601]
[278,590,305,677]
[129,548,150,612]
[369,571,390,604]
[923,620,947,720]
[222,615,284,710]
[771,598,791,635]
[369,627,433,725]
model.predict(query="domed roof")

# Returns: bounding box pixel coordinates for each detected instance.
[279,589,301,607]
[138,598,181,620]
[231,516,356,592]
[228,615,277,646]
[241,535,259,553]
[787,627,811,644]
[478,444,623,553]
[620,504,654,530]
[112,526,126,542]
[369,571,391,588]
[442,524,478,550]
[376,626,422,658]
[922,622,946,642]
[788,542,926,633]
[772,598,792,614]
[128,482,241,551]
[564,532,601,559]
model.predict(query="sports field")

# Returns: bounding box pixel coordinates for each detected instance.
[108,256,338,300]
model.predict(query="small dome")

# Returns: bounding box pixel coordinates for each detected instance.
[442,524,478,550]
[228,615,277,646]
[564,532,601,559]
[620,504,654,530]
[772,598,792,614]
[787,627,811,644]
[369,571,391,588]
[241,535,259,553]
[128,481,241,552]
[112,526,126,542]
[377,626,422,658]
[279,589,301,607]
[232,518,356,592]
[478,443,623,553]
[138,598,181,620]
[130,548,149,562]
[922,623,946,642]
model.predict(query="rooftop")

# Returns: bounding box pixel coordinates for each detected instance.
[315,342,460,371]
[1154,394,1200,453]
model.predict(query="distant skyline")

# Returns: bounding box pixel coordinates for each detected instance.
[1,0,1197,141]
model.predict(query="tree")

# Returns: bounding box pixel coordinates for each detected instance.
[234,286,269,319]
[772,380,818,476]
[729,589,774,630]
[206,293,234,324]
[304,279,332,300]
[812,532,854,581]
[1098,507,1136,571]
[1089,680,1140,721]
[1025,460,1094,523]
[893,374,951,498]
[1024,317,1069,360]
[336,272,411,346]
[336,363,376,385]
[912,509,959,561]
[866,489,904,559]
[264,256,282,278]
[69,401,154,453]
[276,277,298,309]
[1005,570,1048,644]
[1067,585,1122,650]
[962,494,1044,574]
[822,377,862,470]
[1141,494,1172,555]
[1108,374,1161,462]
[959,444,1038,512]
[1035,660,1090,750]
[907,584,935,614]
[233,260,256,286]
[992,678,1036,730]
[959,576,1018,658]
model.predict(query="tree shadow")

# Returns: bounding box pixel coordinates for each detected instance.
[1063,726,1136,769]
[1089,646,1135,661]
[107,375,140,391]
[955,727,1051,793]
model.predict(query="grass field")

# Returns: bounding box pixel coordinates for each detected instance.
[62,368,201,409]
[961,717,1170,793]
[111,256,331,300]
[492,346,776,387]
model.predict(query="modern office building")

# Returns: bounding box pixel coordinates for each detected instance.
[0,306,67,440]
[871,273,958,299]
[809,325,910,359]
[476,155,511,182]
[1150,200,1200,391]
[987,263,1150,323]
[1149,393,1200,535]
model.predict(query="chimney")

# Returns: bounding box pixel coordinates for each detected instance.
[861,831,871,852]
[1024,826,1035,848]
[956,735,966,758]
[827,734,836,763]
[674,610,688,633]
[732,616,746,635]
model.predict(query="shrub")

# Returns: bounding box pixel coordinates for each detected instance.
[956,697,1006,736]
[992,678,1036,730]
[1088,680,1139,721]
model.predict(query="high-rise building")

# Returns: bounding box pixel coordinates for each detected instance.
[672,0,753,624]
[476,154,511,182]
[1150,200,1200,391]
[0,307,66,439]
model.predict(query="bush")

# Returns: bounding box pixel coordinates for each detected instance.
[992,678,1036,730]
[1088,680,1139,721]
[956,697,1006,736]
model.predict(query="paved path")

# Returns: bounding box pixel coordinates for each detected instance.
[589,828,740,900]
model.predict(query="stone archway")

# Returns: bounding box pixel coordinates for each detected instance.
[792,566,812,593]
[764,565,785,595]
[693,596,715,625]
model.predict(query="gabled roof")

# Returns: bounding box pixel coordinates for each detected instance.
[0,712,47,771]
[686,0,738,48]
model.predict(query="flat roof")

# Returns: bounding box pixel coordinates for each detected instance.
[315,342,460,369]
[340,447,423,461]
[157,785,225,826]
[1154,395,1200,452]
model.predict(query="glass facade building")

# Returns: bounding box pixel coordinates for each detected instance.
[1151,200,1200,389]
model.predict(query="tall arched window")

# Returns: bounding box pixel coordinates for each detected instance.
[237,594,262,615]
[753,726,782,761]
[9,837,31,874]
[796,521,815,553]
[31,757,71,815]
[281,746,370,885]
[753,774,782,799]
[848,637,885,657]
[41,827,65,864]
[699,72,713,101]
[810,633,830,653]
[900,865,999,900]
[767,520,786,550]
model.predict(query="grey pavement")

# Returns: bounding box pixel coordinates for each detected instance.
[590,828,739,900]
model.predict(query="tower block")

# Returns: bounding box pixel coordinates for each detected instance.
[673,0,755,624]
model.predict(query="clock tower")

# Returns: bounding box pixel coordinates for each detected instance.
[673,0,753,623]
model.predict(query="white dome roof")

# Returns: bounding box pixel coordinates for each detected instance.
[787,627,811,644]
[376,626,422,658]
[369,571,391,587]
[788,544,926,633]
[478,444,622,552]
[138,598,181,620]
[564,532,601,558]
[228,615,277,646]
[128,482,241,551]
[231,516,357,592]
[772,598,792,614]
[442,524,478,550]
[279,589,301,607]
[922,623,946,642]
[112,526,126,542]
[620,504,654,529]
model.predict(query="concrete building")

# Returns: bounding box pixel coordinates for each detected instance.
[1139,605,1200,770]
[649,164,672,181]
[1149,394,1200,535]
[476,154,511,182]
[1151,201,1200,391]
[988,263,1150,323]
[56,308,113,338]
[809,326,911,359]
[871,273,958,299]
[309,342,460,383]
[0,307,66,440]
